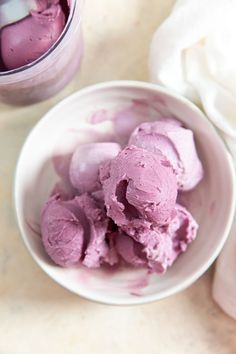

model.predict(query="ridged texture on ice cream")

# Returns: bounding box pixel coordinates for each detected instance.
[100,145,178,228]
[41,194,85,267]
[41,193,115,268]
[77,193,109,268]
[115,231,147,267]
[115,204,198,273]
[69,143,121,194]
[1,0,65,70]
[41,117,203,273]
[129,119,203,191]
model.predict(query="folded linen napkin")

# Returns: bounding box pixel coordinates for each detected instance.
[149,0,236,319]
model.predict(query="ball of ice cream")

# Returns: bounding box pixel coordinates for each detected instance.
[129,119,203,191]
[41,194,85,267]
[143,203,198,273]
[41,193,116,268]
[1,1,66,70]
[115,204,198,273]
[69,142,121,194]
[100,145,178,229]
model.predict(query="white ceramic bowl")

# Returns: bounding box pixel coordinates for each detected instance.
[14,81,236,305]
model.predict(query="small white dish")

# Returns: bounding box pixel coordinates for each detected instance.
[14,80,236,305]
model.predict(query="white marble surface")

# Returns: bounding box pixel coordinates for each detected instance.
[0,1,236,353]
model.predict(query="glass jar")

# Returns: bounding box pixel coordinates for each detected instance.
[0,0,84,105]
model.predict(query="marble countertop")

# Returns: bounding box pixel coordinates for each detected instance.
[1,0,236,353]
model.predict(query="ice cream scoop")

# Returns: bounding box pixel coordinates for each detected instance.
[69,142,121,194]
[100,145,178,229]
[1,0,66,70]
[41,194,86,267]
[115,204,198,273]
[41,193,112,268]
[143,203,198,273]
[129,119,203,191]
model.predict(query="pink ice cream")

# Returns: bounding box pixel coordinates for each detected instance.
[41,193,115,268]
[129,119,204,191]
[115,204,198,273]
[0,0,66,70]
[115,232,147,267]
[41,194,85,267]
[69,143,121,194]
[99,145,178,229]
[40,116,203,275]
[76,193,109,268]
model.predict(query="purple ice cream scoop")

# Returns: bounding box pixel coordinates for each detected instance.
[114,204,198,273]
[69,142,121,194]
[100,145,178,229]
[41,193,113,268]
[143,203,198,273]
[129,119,204,191]
[41,194,86,267]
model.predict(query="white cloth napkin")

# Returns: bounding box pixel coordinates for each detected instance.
[149,0,236,319]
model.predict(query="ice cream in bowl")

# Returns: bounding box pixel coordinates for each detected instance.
[14,81,236,305]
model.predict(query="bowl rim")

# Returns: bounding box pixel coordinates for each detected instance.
[14,80,236,306]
